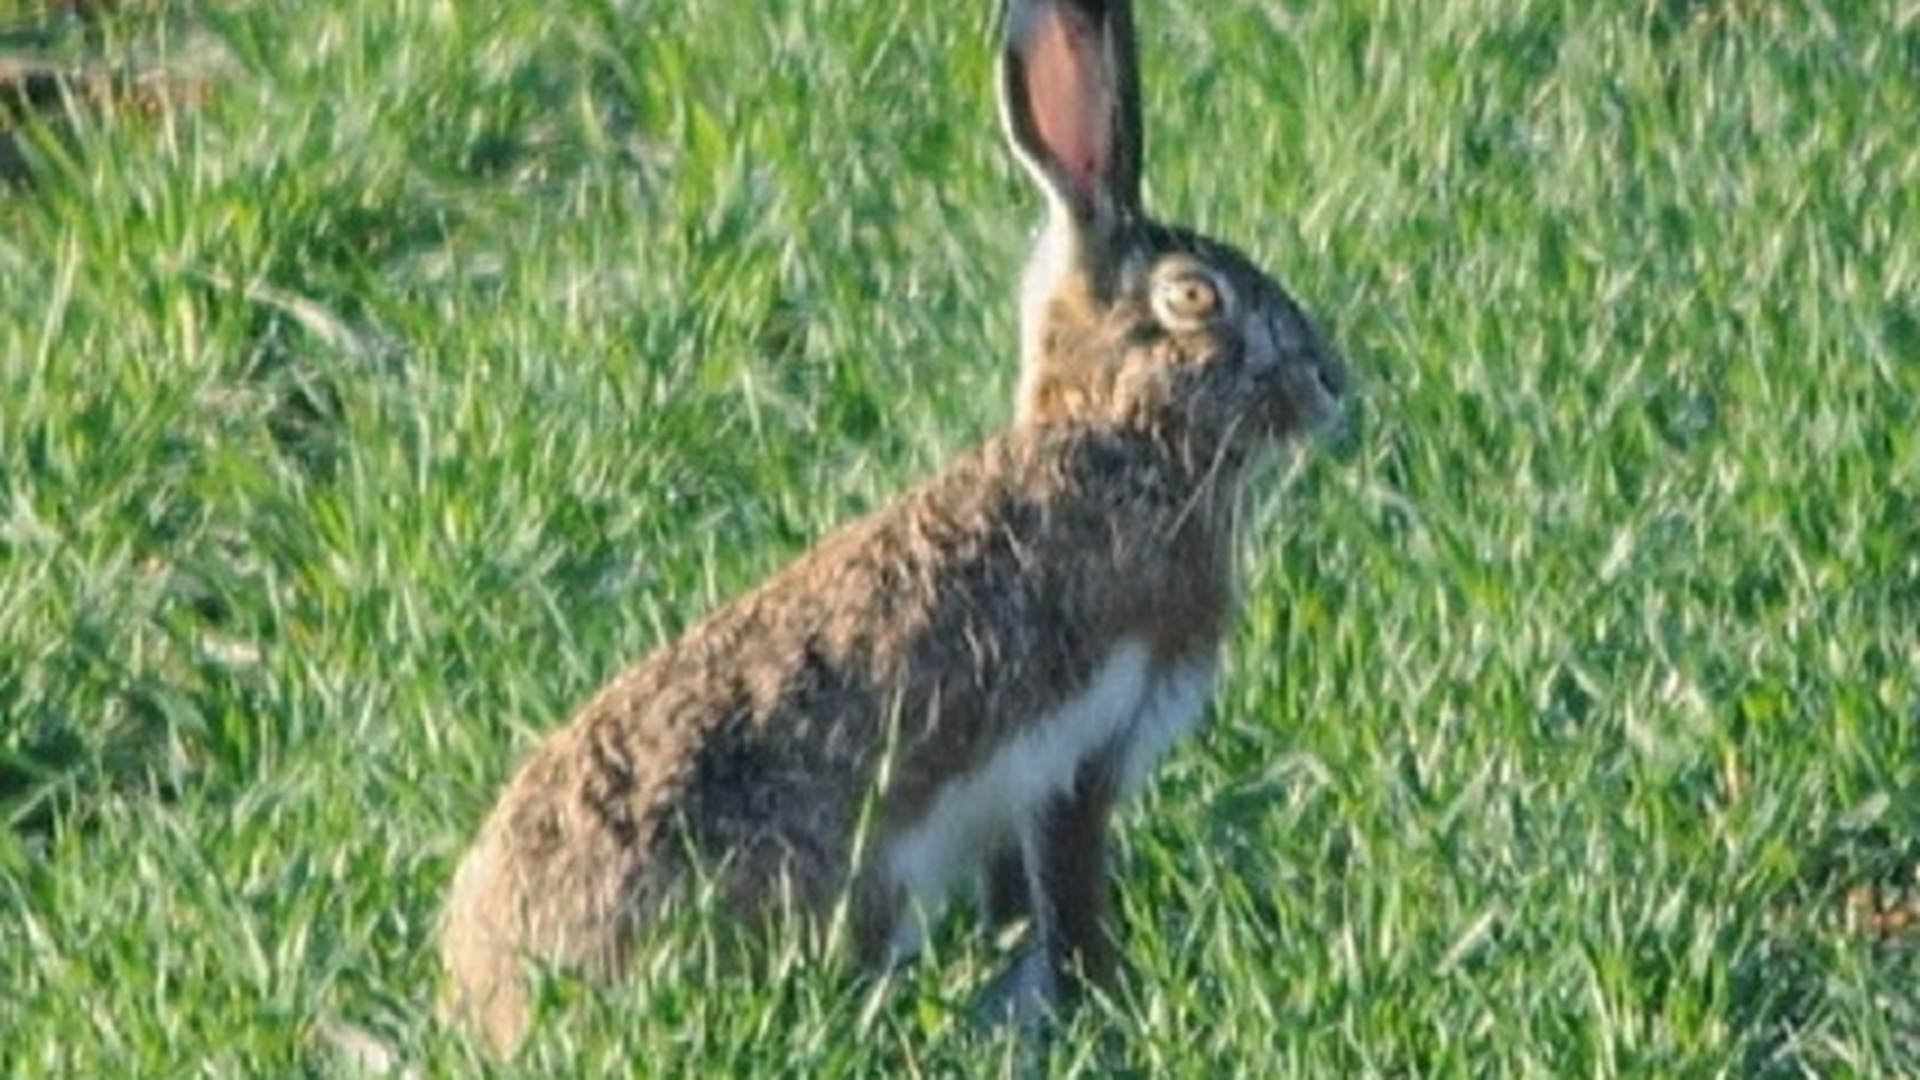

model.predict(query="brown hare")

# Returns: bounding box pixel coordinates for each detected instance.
[440,0,1347,1052]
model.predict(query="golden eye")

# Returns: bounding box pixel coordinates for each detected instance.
[1150,268,1224,330]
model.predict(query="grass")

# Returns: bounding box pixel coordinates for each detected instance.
[3,0,1917,1075]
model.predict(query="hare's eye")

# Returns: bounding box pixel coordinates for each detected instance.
[1151,270,1224,331]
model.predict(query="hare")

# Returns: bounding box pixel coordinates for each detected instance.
[439,0,1347,1053]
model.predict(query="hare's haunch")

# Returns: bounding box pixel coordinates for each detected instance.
[439,0,1347,1052]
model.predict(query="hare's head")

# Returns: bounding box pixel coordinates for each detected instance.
[1000,0,1346,455]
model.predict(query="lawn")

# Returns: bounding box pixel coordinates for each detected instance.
[2,0,1916,1076]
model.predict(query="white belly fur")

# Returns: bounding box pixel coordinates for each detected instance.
[879,639,1215,959]
[1115,658,1216,796]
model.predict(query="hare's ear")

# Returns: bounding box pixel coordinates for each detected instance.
[999,0,1144,228]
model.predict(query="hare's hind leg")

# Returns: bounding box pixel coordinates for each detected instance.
[440,834,538,1054]
[439,822,640,1054]
[440,754,673,1055]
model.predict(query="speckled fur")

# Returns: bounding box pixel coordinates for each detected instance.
[439,0,1347,1052]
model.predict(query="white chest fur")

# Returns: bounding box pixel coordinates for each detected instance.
[1115,658,1216,796]
[879,639,1215,958]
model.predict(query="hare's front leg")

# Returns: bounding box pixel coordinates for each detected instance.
[979,841,1031,930]
[976,760,1120,1026]
[1029,762,1121,995]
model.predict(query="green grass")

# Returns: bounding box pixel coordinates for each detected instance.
[4,0,1917,1075]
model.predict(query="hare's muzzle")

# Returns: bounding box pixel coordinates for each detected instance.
[1305,342,1349,430]
[1260,303,1346,437]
